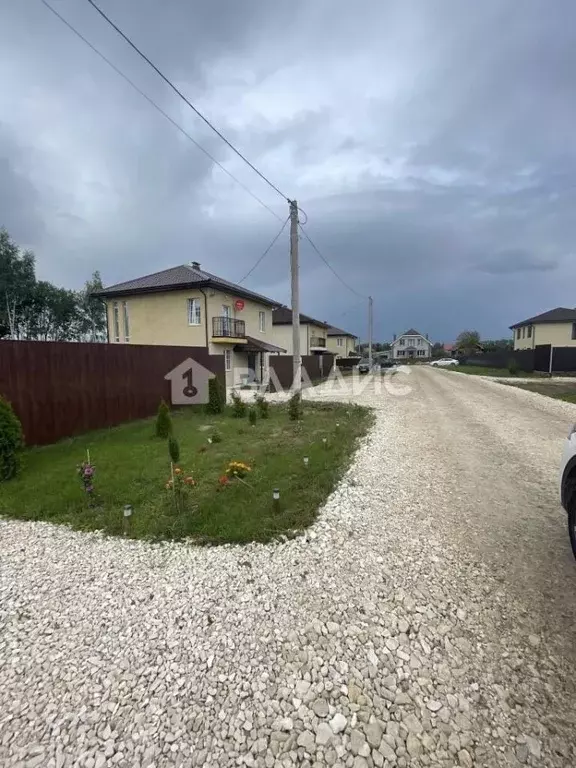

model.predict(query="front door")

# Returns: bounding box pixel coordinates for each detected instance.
[247,351,258,383]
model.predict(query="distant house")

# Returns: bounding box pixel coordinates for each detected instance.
[325,325,358,358]
[271,308,331,356]
[510,307,576,351]
[96,262,285,389]
[391,329,433,360]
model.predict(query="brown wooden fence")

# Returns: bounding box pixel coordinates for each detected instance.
[0,340,225,446]
[268,354,335,392]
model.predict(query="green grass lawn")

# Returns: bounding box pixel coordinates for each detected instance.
[444,365,543,377]
[500,380,576,404]
[0,402,372,544]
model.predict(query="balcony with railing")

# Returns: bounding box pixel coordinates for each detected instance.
[212,316,246,341]
[309,336,327,349]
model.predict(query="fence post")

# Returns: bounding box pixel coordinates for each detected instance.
[549,346,554,377]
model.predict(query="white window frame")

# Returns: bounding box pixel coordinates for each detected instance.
[336,337,343,347]
[224,349,232,371]
[259,311,266,333]
[112,301,120,342]
[122,300,130,342]
[188,298,201,326]
[399,338,405,346]
[397,349,405,357]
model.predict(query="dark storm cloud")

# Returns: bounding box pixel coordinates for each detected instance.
[477,250,559,275]
[1,0,576,341]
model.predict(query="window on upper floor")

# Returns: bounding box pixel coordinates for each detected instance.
[337,337,343,347]
[417,338,422,346]
[188,298,201,325]
[122,301,130,342]
[522,327,526,338]
[517,328,522,340]
[259,311,266,332]
[399,338,405,346]
[527,325,532,338]
[112,302,120,342]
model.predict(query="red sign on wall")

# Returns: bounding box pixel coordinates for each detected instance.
[235,299,245,311]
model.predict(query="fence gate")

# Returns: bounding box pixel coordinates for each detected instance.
[534,344,551,372]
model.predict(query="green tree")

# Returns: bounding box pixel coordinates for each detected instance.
[77,271,107,342]
[483,338,513,353]
[0,228,36,339]
[432,342,444,358]
[456,330,481,355]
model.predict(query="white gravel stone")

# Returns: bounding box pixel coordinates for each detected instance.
[329,714,347,735]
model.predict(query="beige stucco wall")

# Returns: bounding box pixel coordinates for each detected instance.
[271,322,327,355]
[105,289,274,347]
[513,322,576,350]
[326,335,357,357]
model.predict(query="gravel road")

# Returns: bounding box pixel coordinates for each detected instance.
[1,368,576,768]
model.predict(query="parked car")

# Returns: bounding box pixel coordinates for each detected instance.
[429,358,460,367]
[560,424,576,559]
[357,359,373,374]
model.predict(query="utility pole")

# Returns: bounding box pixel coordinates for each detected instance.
[368,295,373,369]
[289,200,301,390]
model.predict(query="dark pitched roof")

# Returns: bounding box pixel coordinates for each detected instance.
[326,325,357,338]
[510,307,576,329]
[96,264,280,307]
[272,307,329,328]
[403,328,422,336]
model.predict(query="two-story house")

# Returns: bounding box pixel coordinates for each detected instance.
[325,325,358,358]
[271,308,331,355]
[511,307,576,350]
[391,328,433,360]
[96,262,285,388]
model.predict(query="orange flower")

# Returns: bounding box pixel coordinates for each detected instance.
[174,467,182,475]
[184,476,196,486]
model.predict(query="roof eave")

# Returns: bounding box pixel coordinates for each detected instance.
[95,280,281,307]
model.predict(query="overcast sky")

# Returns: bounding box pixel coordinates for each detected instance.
[2,0,575,342]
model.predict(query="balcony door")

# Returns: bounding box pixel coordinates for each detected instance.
[222,304,232,335]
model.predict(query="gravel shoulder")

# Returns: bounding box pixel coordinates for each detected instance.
[1,369,575,768]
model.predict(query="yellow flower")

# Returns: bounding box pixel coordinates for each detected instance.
[174,468,182,475]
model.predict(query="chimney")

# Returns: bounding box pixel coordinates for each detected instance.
[189,261,201,270]
[426,333,429,340]
[393,334,396,341]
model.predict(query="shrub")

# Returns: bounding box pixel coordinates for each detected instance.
[231,391,247,418]
[288,391,302,421]
[508,358,520,376]
[168,435,180,464]
[255,394,269,419]
[0,396,24,482]
[210,430,223,444]
[248,407,258,426]
[155,399,172,438]
[206,377,225,414]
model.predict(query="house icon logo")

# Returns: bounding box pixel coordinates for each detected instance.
[164,358,214,405]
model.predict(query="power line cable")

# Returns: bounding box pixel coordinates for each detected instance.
[237,216,290,284]
[298,224,368,299]
[85,0,289,202]
[40,0,284,223]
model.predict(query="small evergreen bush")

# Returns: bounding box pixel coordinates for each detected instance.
[231,391,247,418]
[288,391,302,421]
[155,399,172,438]
[508,358,520,376]
[206,377,225,414]
[210,430,223,444]
[0,395,24,482]
[168,435,180,464]
[255,394,269,419]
